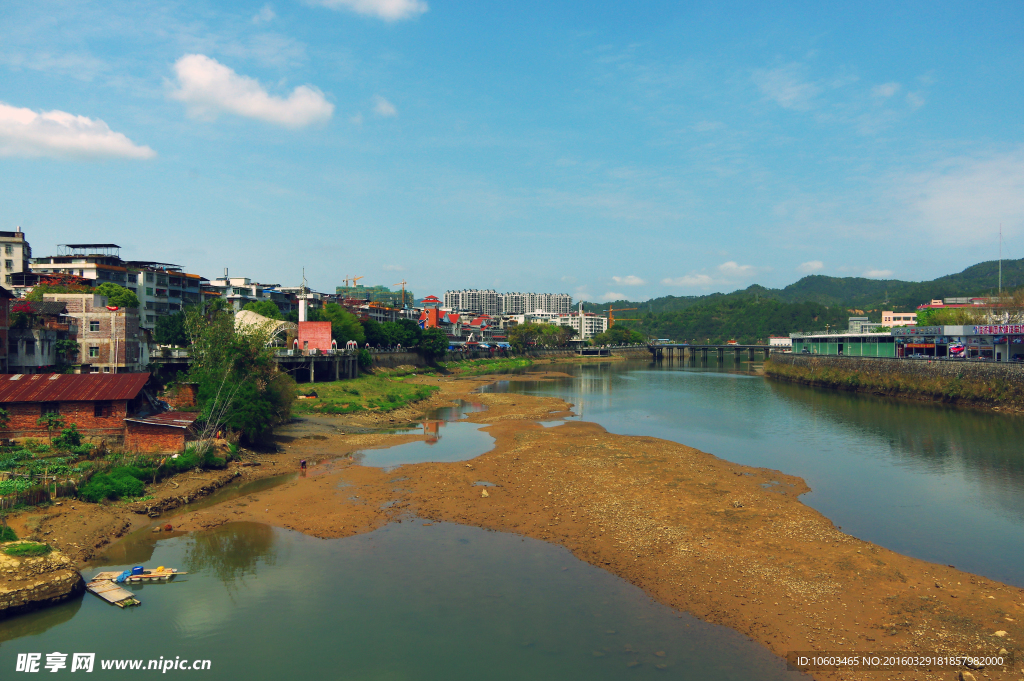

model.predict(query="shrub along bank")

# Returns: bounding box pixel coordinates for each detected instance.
[765,354,1024,409]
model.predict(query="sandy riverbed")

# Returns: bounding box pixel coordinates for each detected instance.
[6,369,1024,680]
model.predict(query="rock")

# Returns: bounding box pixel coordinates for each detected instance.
[999,648,1008,655]
[481,489,489,498]
[732,501,743,508]
[994,630,1008,637]
[163,524,173,531]
[654,651,666,657]
[959,672,977,681]
[151,527,162,533]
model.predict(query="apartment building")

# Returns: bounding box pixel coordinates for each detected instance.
[29,244,205,331]
[0,228,32,290]
[445,289,572,316]
[556,311,608,340]
[43,294,147,373]
[203,271,297,315]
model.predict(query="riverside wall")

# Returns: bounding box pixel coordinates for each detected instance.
[368,346,649,369]
[766,353,1024,409]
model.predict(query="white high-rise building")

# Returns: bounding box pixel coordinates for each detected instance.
[446,289,572,315]
[0,227,32,290]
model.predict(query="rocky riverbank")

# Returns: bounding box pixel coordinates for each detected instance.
[766,353,1024,412]
[0,543,83,618]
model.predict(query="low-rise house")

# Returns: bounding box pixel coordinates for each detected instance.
[124,412,199,453]
[43,294,146,373]
[7,301,77,374]
[0,372,152,442]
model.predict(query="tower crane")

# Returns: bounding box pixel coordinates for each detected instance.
[342,275,364,288]
[394,280,408,307]
[607,306,638,327]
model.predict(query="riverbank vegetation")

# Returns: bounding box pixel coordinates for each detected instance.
[765,357,1024,409]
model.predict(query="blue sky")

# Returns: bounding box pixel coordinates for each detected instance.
[2,1,1023,303]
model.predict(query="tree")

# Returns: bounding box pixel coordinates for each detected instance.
[242,300,282,320]
[155,311,189,346]
[507,323,543,352]
[186,303,296,444]
[362,319,386,347]
[379,319,421,348]
[418,327,449,360]
[591,326,645,346]
[319,303,365,344]
[94,282,140,309]
[0,407,10,431]
[36,412,66,444]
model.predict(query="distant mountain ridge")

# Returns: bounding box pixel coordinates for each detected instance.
[583,258,1024,315]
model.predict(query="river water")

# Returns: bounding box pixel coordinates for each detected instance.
[5,356,1021,677]
[482,358,1024,586]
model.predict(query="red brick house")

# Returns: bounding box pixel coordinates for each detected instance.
[124,412,199,453]
[0,372,151,442]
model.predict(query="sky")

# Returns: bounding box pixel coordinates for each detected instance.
[1,1,1023,303]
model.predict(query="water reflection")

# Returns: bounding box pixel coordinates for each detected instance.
[491,360,1024,586]
[0,596,81,644]
[0,522,804,680]
[354,400,494,468]
[182,522,280,586]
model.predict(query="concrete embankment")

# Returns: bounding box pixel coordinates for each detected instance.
[370,346,649,369]
[0,544,84,618]
[766,353,1024,410]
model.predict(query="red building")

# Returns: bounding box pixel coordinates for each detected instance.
[0,373,151,442]
[297,321,333,354]
[124,412,199,453]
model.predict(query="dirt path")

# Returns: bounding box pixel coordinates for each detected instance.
[8,369,1023,679]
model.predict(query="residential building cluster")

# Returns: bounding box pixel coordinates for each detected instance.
[444,290,573,316]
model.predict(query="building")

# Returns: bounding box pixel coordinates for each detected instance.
[203,270,296,315]
[790,332,897,357]
[124,412,199,453]
[336,284,413,308]
[444,289,572,316]
[848,316,885,334]
[297,321,333,353]
[8,301,77,374]
[555,311,607,341]
[43,294,146,373]
[0,287,10,372]
[880,311,917,327]
[28,244,206,332]
[0,372,152,442]
[0,228,32,290]
[769,336,793,351]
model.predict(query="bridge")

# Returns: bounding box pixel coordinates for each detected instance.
[150,348,359,383]
[648,343,772,361]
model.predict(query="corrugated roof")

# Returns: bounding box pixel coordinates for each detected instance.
[124,412,198,429]
[0,373,150,403]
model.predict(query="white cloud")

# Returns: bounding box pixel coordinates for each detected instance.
[169,54,333,128]
[890,147,1024,243]
[797,260,824,274]
[560,275,577,283]
[662,274,714,287]
[863,269,893,278]
[349,113,363,126]
[310,0,427,21]
[252,4,276,23]
[716,261,756,277]
[871,82,900,98]
[611,275,645,286]
[0,101,155,159]
[600,292,625,302]
[373,96,397,117]
[752,64,820,111]
[905,91,925,110]
[382,264,404,271]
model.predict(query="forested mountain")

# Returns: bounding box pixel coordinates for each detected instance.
[580,258,1024,344]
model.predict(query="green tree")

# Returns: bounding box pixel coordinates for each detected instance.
[319,303,365,344]
[94,282,140,309]
[418,327,449,360]
[591,326,645,346]
[242,300,282,320]
[155,311,189,346]
[36,412,65,444]
[186,303,296,444]
[379,319,421,348]
[507,323,543,352]
[0,407,10,431]
[362,319,386,347]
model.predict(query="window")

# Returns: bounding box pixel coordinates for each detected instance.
[4,260,11,270]
[24,340,35,354]
[146,287,154,296]
[8,340,17,354]
[102,366,110,373]
[4,245,11,255]
[145,272,154,282]
[94,401,112,418]
[89,346,99,357]
[146,315,155,323]
[90,321,100,332]
[40,402,59,415]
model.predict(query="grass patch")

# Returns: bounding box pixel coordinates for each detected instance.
[0,525,16,542]
[440,357,533,376]
[4,541,51,557]
[292,374,441,417]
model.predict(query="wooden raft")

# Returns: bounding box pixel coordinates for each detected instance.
[87,572,140,608]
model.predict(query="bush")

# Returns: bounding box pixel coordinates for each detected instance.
[52,424,82,450]
[357,348,372,370]
[0,525,17,542]
[4,542,51,557]
[78,466,150,503]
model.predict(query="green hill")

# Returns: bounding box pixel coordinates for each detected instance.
[582,258,1024,344]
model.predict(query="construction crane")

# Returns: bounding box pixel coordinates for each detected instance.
[607,306,638,327]
[394,280,408,307]
[342,275,364,288]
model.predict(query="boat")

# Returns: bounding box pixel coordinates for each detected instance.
[125,566,186,583]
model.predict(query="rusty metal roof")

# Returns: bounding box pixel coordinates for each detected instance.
[124,412,198,429]
[0,373,151,403]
